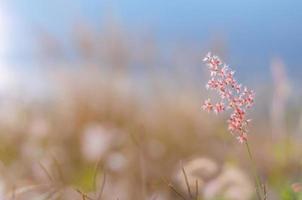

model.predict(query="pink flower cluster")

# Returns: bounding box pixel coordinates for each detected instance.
[202,53,255,143]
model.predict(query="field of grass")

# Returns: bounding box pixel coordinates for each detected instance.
[0,22,301,200]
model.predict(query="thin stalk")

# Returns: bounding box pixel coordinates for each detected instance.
[181,164,193,199]
[168,183,187,200]
[245,141,263,200]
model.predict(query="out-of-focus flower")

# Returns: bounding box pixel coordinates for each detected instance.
[202,52,255,143]
[81,123,114,162]
[106,152,127,172]
[292,182,302,193]
[175,157,218,193]
[203,164,253,200]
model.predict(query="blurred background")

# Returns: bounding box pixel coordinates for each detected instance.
[0,0,302,199]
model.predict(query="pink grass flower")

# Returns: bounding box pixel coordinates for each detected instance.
[202,98,214,112]
[202,52,255,143]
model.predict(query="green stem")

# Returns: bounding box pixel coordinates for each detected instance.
[245,141,263,200]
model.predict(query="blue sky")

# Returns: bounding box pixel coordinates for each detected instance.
[2,0,302,81]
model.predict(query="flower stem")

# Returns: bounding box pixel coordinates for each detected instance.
[245,140,263,200]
